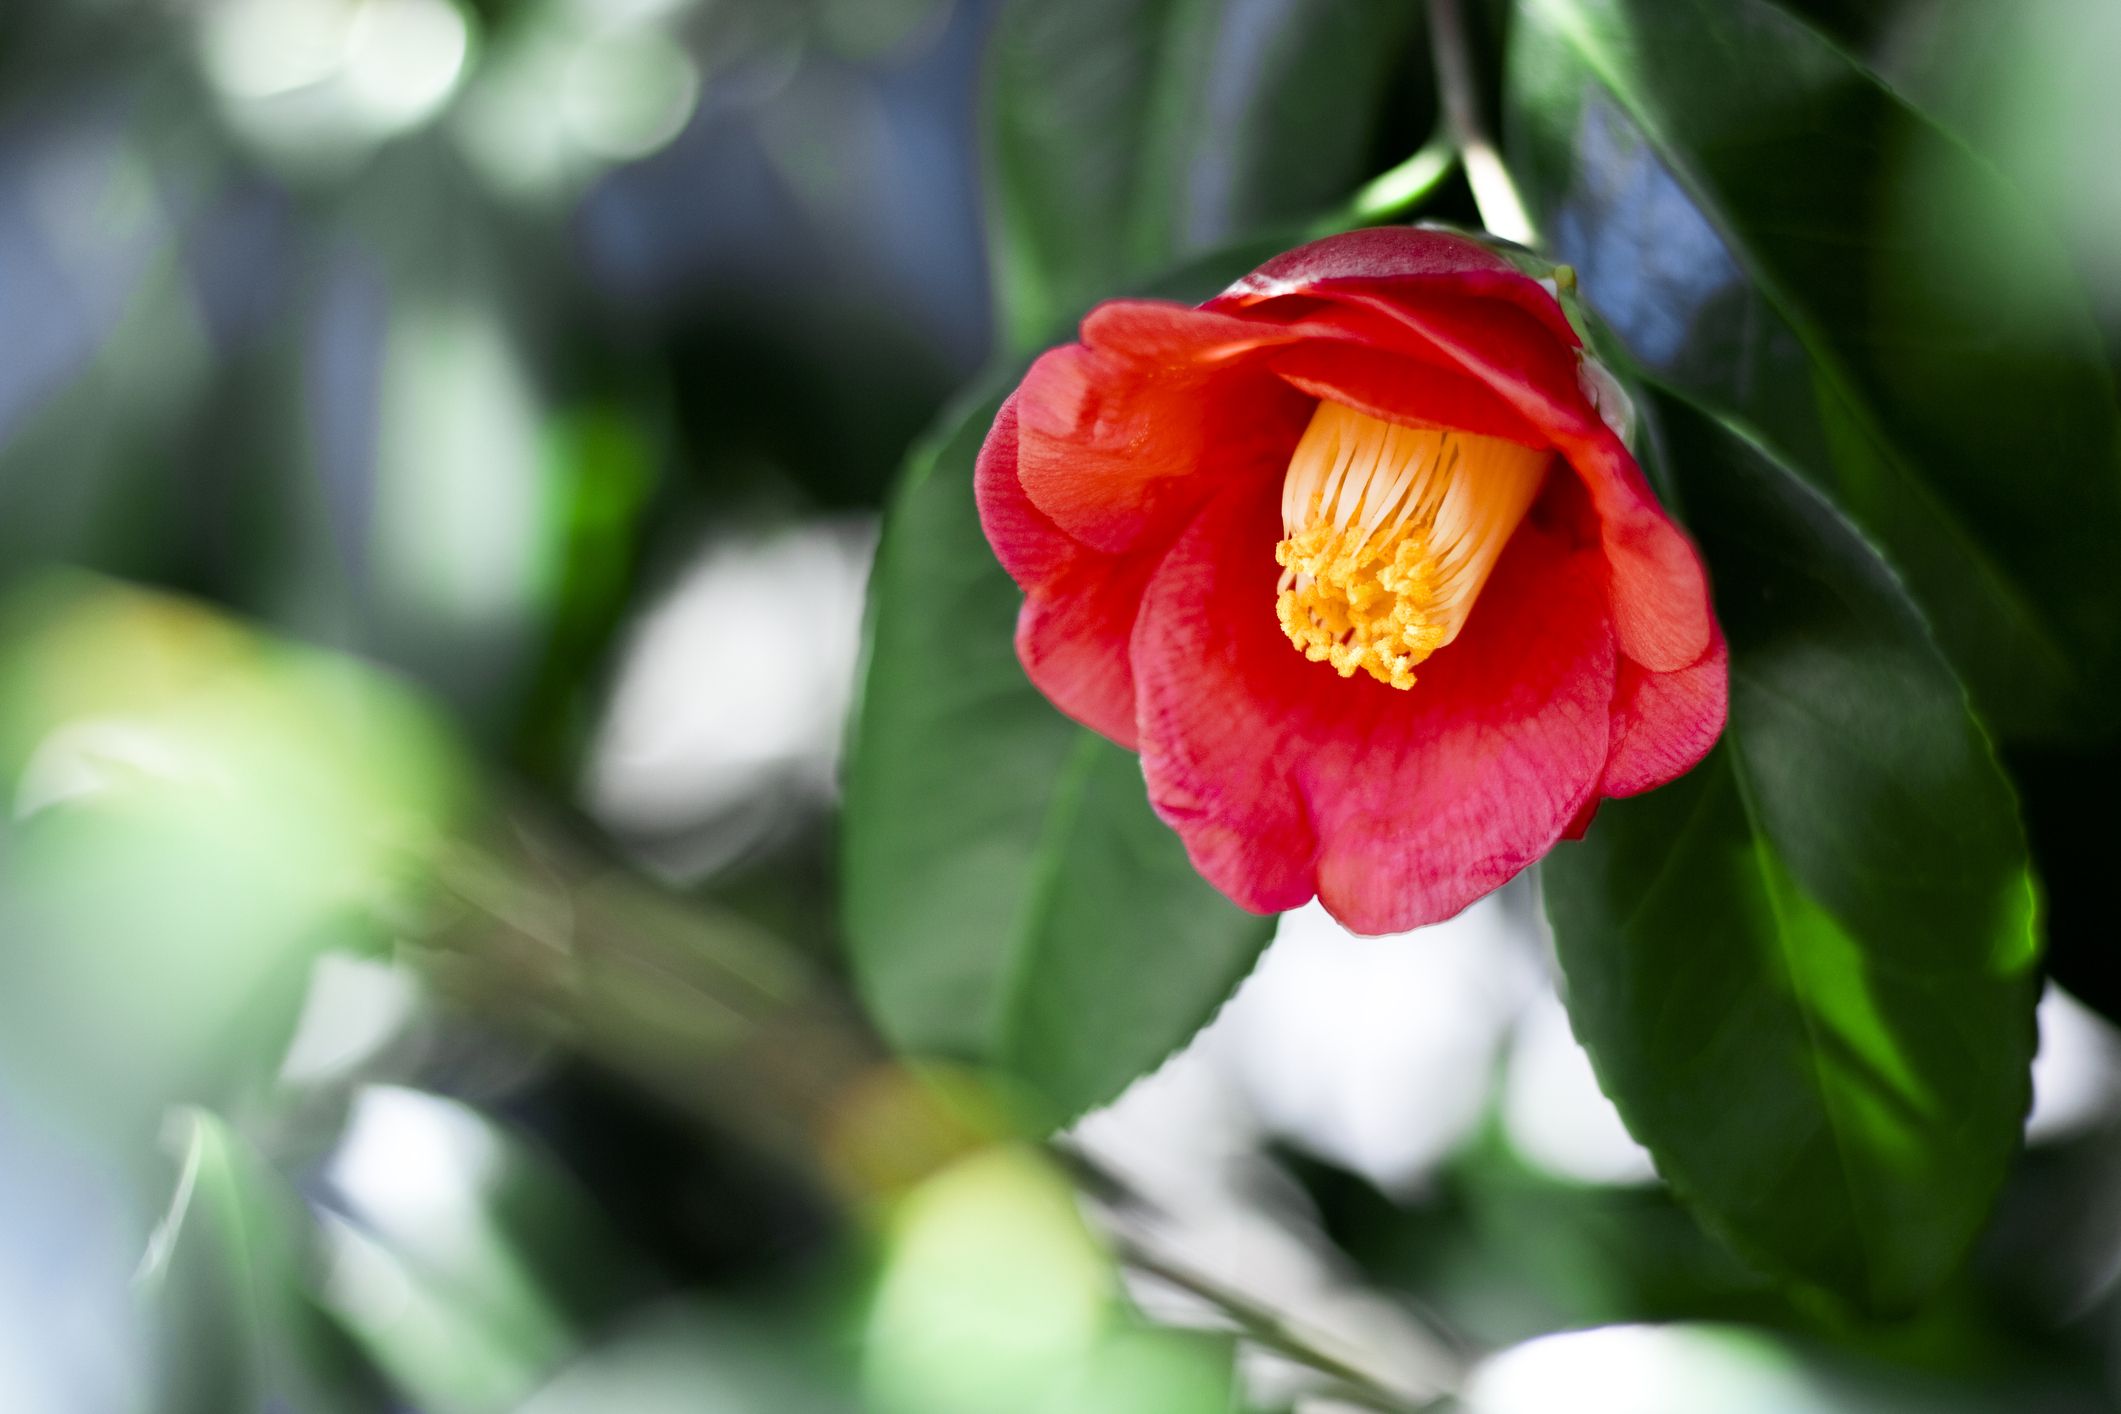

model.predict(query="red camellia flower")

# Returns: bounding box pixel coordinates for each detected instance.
[975,227,1727,934]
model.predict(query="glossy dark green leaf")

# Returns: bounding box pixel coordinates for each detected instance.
[842,386,1082,1063]
[992,734,1273,1114]
[1766,0,1919,53]
[1544,393,2040,1311]
[1505,0,2121,744]
[841,398,1273,1122]
[985,0,1425,348]
[842,251,1280,1122]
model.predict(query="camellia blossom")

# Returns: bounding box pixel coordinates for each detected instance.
[976,228,1727,934]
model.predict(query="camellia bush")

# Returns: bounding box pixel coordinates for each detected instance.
[5,0,2121,1410]
[846,0,2114,1323]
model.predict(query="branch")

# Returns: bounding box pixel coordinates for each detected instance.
[1112,1235,1454,1413]
[1430,0,1536,244]
[1057,1145,1467,1412]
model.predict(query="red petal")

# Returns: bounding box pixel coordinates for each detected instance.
[1132,479,1616,935]
[975,396,1151,747]
[1269,340,1549,447]
[1213,227,1580,351]
[1563,430,1717,673]
[1601,629,1729,797]
[1013,301,1317,555]
[1297,286,1714,674]
[1210,232,1712,674]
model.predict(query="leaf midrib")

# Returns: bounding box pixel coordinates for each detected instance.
[993,729,1107,1058]
[1722,734,1885,1298]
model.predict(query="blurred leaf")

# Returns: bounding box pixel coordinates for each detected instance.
[985,0,1425,348]
[844,244,1288,1122]
[864,1145,1241,1414]
[140,1111,391,1414]
[1046,1326,1242,1414]
[0,578,464,1130]
[1506,0,2121,744]
[0,106,216,582]
[865,1146,1111,1413]
[226,139,592,745]
[1768,0,1921,51]
[1543,394,2040,1311]
[511,402,660,781]
[1870,0,2121,337]
[1302,1130,2091,1390]
[516,1296,859,1414]
[365,287,563,724]
[319,1086,614,1412]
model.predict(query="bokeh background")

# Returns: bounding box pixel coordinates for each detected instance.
[4,1,2121,1410]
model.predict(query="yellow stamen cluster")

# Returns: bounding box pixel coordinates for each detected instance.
[1275,400,1551,690]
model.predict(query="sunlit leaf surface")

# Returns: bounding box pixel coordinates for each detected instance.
[1545,394,2040,1311]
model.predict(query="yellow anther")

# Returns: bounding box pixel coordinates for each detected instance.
[1275,401,1550,689]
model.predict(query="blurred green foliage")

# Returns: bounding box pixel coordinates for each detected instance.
[2,0,2120,1412]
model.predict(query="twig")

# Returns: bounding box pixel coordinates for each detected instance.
[1429,0,1535,244]
[415,802,892,1194]
[1110,1233,1453,1413]
[1055,1145,1463,1411]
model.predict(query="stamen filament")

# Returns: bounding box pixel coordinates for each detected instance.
[1275,400,1550,689]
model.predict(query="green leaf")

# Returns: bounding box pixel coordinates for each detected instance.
[842,389,1083,1065]
[1505,0,2121,744]
[993,735,1274,1115]
[842,250,1281,1123]
[985,0,1426,349]
[842,396,1273,1122]
[1543,393,2040,1311]
[1763,0,1920,52]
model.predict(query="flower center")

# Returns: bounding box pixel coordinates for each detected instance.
[1275,400,1550,689]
